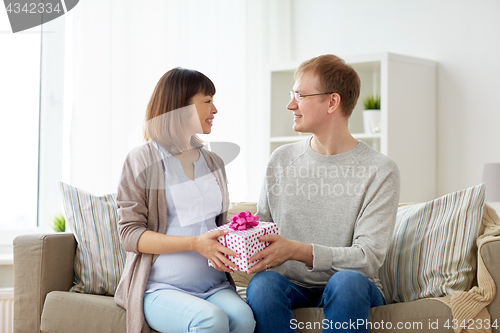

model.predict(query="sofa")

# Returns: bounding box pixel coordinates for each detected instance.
[14,201,500,333]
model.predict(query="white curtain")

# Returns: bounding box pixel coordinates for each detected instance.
[66,0,274,201]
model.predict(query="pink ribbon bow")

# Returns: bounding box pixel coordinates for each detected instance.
[229,211,259,230]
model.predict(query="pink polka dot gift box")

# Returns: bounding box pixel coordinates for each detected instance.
[207,211,278,273]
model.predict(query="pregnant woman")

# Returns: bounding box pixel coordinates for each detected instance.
[114,68,255,333]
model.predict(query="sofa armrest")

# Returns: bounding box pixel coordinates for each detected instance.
[482,239,500,332]
[14,233,76,333]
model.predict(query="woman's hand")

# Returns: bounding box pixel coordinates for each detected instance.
[193,230,240,273]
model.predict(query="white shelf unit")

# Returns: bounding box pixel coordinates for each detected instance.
[267,52,437,202]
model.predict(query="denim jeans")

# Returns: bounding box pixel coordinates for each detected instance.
[143,288,256,333]
[246,270,385,333]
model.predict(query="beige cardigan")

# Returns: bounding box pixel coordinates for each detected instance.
[114,141,231,333]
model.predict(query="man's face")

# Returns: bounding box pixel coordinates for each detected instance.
[287,71,330,134]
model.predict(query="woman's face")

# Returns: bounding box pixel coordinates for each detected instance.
[191,92,218,134]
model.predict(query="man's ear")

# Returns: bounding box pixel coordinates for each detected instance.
[327,93,341,114]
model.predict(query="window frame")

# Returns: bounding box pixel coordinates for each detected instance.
[0,16,68,248]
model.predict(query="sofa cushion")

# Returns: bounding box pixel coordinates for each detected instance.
[231,270,255,300]
[379,183,485,304]
[290,298,453,333]
[40,291,126,333]
[59,182,125,296]
[40,291,162,333]
[40,292,453,333]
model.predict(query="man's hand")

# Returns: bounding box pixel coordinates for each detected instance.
[194,230,240,273]
[247,234,311,274]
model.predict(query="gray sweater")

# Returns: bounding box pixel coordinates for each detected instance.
[256,138,400,292]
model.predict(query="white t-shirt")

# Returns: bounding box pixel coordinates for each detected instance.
[145,143,231,298]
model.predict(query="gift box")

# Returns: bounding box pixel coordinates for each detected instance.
[207,212,278,272]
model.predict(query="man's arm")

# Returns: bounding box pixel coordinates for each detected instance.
[310,162,400,277]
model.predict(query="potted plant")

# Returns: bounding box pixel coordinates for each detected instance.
[52,213,66,232]
[362,94,381,134]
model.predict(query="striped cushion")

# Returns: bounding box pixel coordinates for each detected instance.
[379,183,485,304]
[59,182,125,296]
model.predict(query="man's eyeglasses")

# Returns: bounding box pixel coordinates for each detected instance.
[289,91,335,102]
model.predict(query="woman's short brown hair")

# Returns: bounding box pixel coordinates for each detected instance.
[143,68,216,154]
[295,54,360,118]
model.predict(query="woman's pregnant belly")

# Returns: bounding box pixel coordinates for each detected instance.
[148,250,227,294]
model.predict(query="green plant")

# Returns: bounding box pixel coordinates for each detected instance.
[363,94,381,110]
[52,213,66,232]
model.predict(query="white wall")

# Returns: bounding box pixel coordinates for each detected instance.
[65,0,254,202]
[287,0,500,197]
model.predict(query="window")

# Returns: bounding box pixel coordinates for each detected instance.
[0,11,41,230]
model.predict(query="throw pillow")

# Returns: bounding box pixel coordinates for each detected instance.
[379,183,485,304]
[59,182,125,296]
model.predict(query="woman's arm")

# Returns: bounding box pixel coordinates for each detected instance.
[137,229,241,273]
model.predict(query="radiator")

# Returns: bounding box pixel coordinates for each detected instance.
[0,288,13,333]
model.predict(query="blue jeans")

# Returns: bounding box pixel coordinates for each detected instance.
[246,270,385,333]
[143,288,255,333]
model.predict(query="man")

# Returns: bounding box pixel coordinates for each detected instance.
[246,54,400,333]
